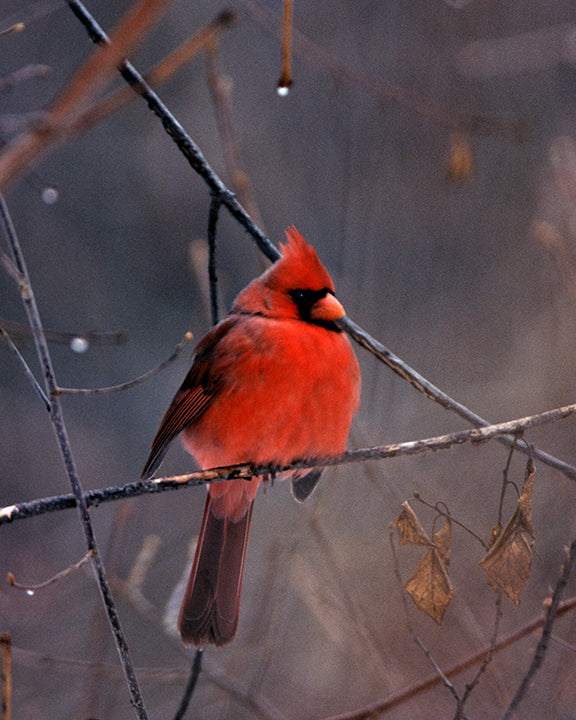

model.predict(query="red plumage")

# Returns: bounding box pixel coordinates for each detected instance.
[142,227,360,646]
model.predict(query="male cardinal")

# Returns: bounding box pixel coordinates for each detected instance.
[142,227,360,646]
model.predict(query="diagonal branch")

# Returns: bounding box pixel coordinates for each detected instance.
[55,331,193,396]
[0,0,172,192]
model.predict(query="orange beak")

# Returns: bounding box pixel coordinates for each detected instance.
[310,292,346,322]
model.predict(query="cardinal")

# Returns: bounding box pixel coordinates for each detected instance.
[142,227,360,646]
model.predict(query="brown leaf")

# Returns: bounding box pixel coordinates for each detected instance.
[405,546,454,624]
[394,501,431,546]
[396,508,454,623]
[479,459,536,604]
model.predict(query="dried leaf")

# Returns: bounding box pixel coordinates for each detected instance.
[396,508,454,623]
[405,546,454,624]
[394,502,431,546]
[479,459,536,604]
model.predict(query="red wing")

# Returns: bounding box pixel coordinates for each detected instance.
[141,318,239,480]
[142,385,213,480]
[141,380,214,480]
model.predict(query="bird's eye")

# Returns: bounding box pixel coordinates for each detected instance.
[289,288,329,321]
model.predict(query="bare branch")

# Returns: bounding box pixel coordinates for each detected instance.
[276,0,294,93]
[207,193,222,326]
[71,11,236,134]
[173,650,204,720]
[7,550,94,594]
[64,0,279,265]
[2,402,576,526]
[0,0,172,192]
[56,331,193,396]
[1,633,12,720]
[0,325,50,410]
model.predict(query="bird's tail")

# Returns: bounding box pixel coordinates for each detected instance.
[178,488,255,646]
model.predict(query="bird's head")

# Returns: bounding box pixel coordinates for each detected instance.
[234,227,346,327]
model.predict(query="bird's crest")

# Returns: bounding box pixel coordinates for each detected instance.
[271,226,334,294]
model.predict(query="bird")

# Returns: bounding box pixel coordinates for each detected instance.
[141,227,360,646]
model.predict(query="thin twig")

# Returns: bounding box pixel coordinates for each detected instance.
[7,550,94,594]
[0,64,51,94]
[207,193,221,326]
[390,528,464,708]
[412,493,488,549]
[65,0,279,263]
[71,10,236,134]
[205,44,266,229]
[55,331,193,396]
[498,436,520,527]
[0,0,172,193]
[0,23,24,38]
[9,645,286,720]
[501,539,576,720]
[2,402,576,526]
[0,196,149,720]
[0,326,50,410]
[277,0,293,93]
[456,593,503,717]
[173,650,203,720]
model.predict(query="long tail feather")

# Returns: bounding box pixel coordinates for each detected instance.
[178,494,254,646]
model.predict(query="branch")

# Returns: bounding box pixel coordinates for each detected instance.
[64,0,280,265]
[0,0,172,192]
[2,402,576,526]
[207,193,221,326]
[71,10,236,134]
[173,650,203,720]
[55,331,193,396]
[1,325,50,410]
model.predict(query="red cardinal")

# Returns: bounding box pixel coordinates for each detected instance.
[142,227,360,646]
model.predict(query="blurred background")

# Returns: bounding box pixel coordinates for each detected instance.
[2,0,576,717]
